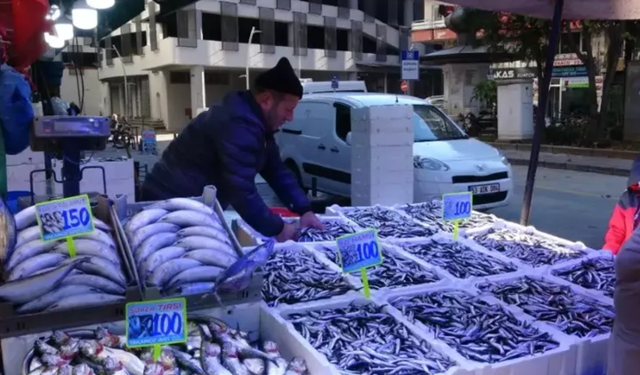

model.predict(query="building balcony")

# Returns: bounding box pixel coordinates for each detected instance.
[411,19,446,31]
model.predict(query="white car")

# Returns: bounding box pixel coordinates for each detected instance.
[276,93,513,209]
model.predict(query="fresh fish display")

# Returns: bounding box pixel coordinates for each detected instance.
[262,246,355,307]
[479,276,615,338]
[551,257,615,298]
[125,198,239,295]
[398,240,518,279]
[0,204,128,313]
[468,228,586,267]
[0,196,18,266]
[288,303,455,374]
[397,202,496,232]
[316,244,441,290]
[290,219,358,242]
[391,291,560,364]
[23,319,305,375]
[342,207,437,239]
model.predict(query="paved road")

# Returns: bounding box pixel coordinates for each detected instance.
[490,165,625,250]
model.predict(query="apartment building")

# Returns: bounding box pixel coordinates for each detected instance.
[96,0,423,131]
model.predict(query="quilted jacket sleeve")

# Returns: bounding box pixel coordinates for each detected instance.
[604,203,627,255]
[260,140,311,216]
[213,121,285,237]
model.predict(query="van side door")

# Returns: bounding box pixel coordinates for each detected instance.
[297,102,337,194]
[318,102,353,197]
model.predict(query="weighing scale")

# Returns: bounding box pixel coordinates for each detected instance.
[28,115,111,201]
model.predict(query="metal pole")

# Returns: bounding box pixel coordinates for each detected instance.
[246,27,261,90]
[111,46,128,119]
[519,0,565,226]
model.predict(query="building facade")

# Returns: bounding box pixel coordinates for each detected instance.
[95,0,424,131]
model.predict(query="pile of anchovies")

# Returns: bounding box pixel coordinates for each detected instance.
[398,202,497,232]
[551,257,615,298]
[295,219,358,242]
[288,303,456,374]
[469,228,586,267]
[401,240,518,279]
[315,245,441,290]
[262,247,355,307]
[391,291,560,364]
[479,277,615,338]
[343,207,437,239]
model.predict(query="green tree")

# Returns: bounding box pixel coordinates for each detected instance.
[472,79,497,115]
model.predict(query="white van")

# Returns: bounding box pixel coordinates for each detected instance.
[276,93,513,209]
[301,80,367,95]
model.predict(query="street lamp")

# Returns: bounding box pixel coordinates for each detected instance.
[245,27,262,90]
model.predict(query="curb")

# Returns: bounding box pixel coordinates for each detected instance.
[490,142,639,160]
[507,158,630,176]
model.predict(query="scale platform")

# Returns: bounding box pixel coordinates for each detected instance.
[30,116,111,153]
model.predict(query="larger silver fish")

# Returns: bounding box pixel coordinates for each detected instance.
[54,239,120,265]
[221,343,250,375]
[17,284,102,314]
[135,233,179,265]
[159,210,220,229]
[104,347,146,375]
[76,229,116,247]
[93,217,112,232]
[129,223,181,251]
[14,205,37,231]
[46,293,125,311]
[147,258,202,287]
[0,196,17,265]
[8,253,67,281]
[16,225,41,247]
[146,198,215,216]
[284,358,307,375]
[201,343,232,375]
[183,249,237,268]
[74,256,127,286]
[165,266,225,290]
[177,227,230,245]
[263,341,287,375]
[0,258,86,303]
[174,236,235,256]
[243,358,265,375]
[125,209,168,235]
[139,246,186,280]
[60,274,126,295]
[165,282,216,297]
[5,239,60,272]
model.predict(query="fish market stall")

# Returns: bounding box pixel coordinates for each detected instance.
[393,201,498,234]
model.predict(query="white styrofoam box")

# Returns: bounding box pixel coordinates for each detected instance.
[306,242,452,298]
[351,182,414,207]
[351,131,414,147]
[274,295,473,375]
[464,221,592,270]
[381,284,577,375]
[350,104,414,133]
[352,143,413,165]
[351,166,413,186]
[385,233,527,285]
[546,251,615,303]
[5,147,45,166]
[261,244,364,311]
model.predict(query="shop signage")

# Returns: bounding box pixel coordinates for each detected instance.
[554,53,583,67]
[492,67,536,80]
[401,50,420,81]
[126,298,187,361]
[442,192,473,240]
[552,65,587,77]
[336,229,383,298]
[35,194,95,256]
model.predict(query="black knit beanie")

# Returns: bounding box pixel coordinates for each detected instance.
[254,57,303,99]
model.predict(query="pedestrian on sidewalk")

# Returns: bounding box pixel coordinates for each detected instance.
[603,155,640,254]
[608,224,640,375]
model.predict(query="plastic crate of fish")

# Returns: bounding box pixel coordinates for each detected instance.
[466,222,590,268]
[310,242,450,296]
[3,303,320,375]
[112,185,262,309]
[274,296,472,375]
[329,204,439,240]
[390,234,523,283]
[0,194,142,338]
[547,252,615,301]
[261,244,361,309]
[233,215,362,246]
[497,221,593,252]
[393,201,498,234]
[383,285,576,375]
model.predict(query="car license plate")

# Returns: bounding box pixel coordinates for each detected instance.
[469,183,500,195]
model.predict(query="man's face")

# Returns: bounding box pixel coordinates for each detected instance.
[257,91,299,132]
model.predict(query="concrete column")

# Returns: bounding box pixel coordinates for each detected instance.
[188,9,201,40]
[497,80,534,141]
[404,0,414,25]
[287,23,295,49]
[349,0,357,9]
[441,63,489,117]
[190,66,206,114]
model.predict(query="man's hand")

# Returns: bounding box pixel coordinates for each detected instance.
[300,211,325,230]
[276,223,300,243]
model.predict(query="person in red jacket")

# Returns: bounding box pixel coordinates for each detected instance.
[603,155,640,254]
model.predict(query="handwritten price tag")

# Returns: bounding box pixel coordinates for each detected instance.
[442,192,473,240]
[35,195,94,242]
[336,229,382,298]
[126,298,187,360]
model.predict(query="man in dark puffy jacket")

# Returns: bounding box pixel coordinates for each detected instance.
[142,57,323,242]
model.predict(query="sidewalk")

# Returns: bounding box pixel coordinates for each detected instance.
[502,149,633,176]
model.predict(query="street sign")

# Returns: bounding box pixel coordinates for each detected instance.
[401,50,420,81]
[336,229,383,298]
[331,75,339,90]
[400,81,409,93]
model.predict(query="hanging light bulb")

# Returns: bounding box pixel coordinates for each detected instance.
[72,0,98,30]
[45,33,65,49]
[54,16,74,41]
[87,0,115,10]
[47,5,61,21]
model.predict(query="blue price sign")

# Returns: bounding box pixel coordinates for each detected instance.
[126,298,187,348]
[442,192,473,221]
[35,194,94,242]
[336,229,382,273]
